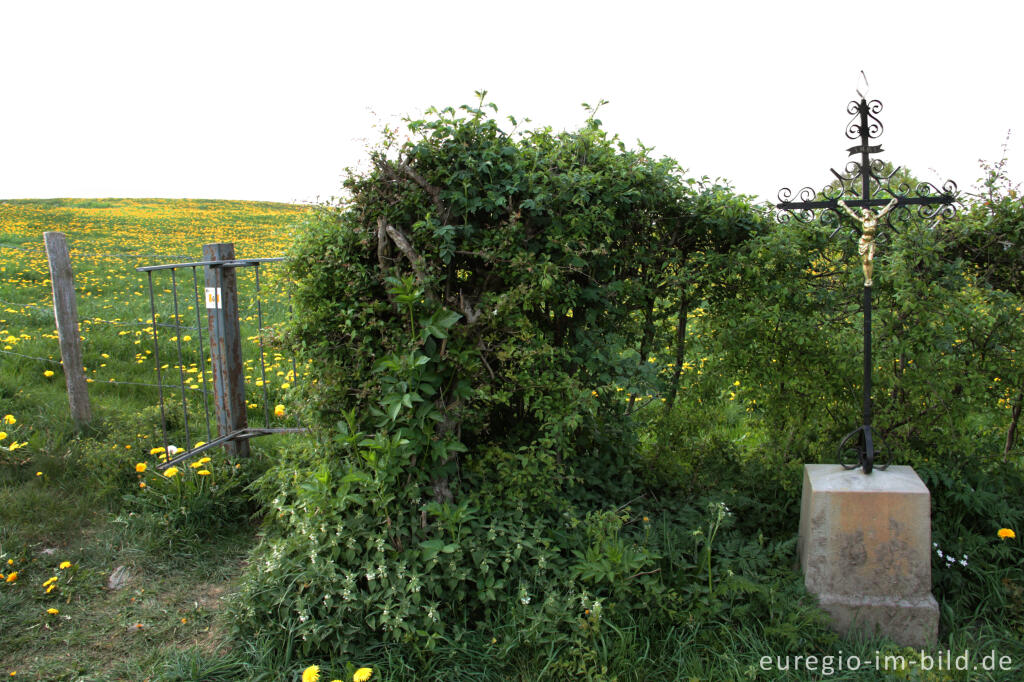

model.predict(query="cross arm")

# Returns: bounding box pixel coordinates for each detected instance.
[777,194,955,213]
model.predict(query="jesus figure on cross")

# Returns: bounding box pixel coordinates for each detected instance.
[837,197,898,287]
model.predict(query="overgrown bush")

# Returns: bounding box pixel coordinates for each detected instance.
[233,95,765,662]
[707,161,1024,468]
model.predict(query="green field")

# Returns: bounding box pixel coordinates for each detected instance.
[2,197,1023,681]
[0,199,309,680]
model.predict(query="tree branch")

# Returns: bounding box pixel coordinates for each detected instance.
[379,218,431,292]
[398,161,449,223]
[376,219,391,272]
[457,292,482,324]
[373,155,449,223]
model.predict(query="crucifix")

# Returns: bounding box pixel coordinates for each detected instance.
[776,74,957,474]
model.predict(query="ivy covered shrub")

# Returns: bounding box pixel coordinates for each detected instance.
[705,158,1024,468]
[233,95,764,661]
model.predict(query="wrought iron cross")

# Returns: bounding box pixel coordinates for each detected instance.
[776,76,957,474]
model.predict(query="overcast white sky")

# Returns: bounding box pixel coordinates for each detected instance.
[1,1,1021,206]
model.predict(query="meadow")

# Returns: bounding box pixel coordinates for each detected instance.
[0,198,308,680]
[1,195,1023,681]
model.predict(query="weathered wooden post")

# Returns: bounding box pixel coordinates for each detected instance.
[43,231,91,425]
[203,242,249,456]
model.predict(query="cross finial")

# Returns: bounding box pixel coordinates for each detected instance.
[856,71,870,100]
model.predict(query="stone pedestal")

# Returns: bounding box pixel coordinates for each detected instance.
[798,464,938,647]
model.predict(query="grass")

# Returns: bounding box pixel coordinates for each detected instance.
[0,198,306,445]
[0,198,303,680]
[0,415,257,680]
[3,198,1024,680]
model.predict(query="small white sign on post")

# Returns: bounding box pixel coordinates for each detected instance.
[205,287,222,309]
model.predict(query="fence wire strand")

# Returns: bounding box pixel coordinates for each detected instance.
[0,349,167,390]
[2,240,195,261]
[0,348,63,364]
[0,298,51,311]
[0,243,47,253]
[4,241,302,458]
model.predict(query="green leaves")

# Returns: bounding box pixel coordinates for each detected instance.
[420,309,461,341]
[255,92,769,660]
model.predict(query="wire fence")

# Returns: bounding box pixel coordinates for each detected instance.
[1,234,306,464]
[1,242,192,260]
[130,248,307,469]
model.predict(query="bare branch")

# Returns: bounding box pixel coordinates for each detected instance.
[373,156,449,222]
[379,218,430,288]
[626,568,662,581]
[376,219,391,272]
[477,341,496,379]
[457,291,482,324]
[398,162,447,219]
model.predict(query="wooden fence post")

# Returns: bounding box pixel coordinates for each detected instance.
[203,243,249,457]
[43,232,92,425]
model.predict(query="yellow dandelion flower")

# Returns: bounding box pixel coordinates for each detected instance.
[197,470,211,476]
[193,442,206,449]
[59,561,71,570]
[998,528,1016,540]
[353,668,373,682]
[0,432,6,441]
[274,404,285,417]
[302,665,320,682]
[45,584,56,594]
[46,608,59,615]
[135,462,147,473]
[2,415,14,425]
[150,446,165,455]
[164,467,179,478]
[42,577,57,587]
[43,370,54,378]
[5,572,17,583]
[198,456,211,464]
[139,482,146,488]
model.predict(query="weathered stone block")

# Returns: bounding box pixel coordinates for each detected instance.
[798,464,938,647]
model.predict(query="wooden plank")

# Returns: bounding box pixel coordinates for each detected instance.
[43,231,92,424]
[202,242,249,456]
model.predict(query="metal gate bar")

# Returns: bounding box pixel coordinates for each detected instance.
[136,249,306,470]
[190,265,213,444]
[254,263,272,428]
[169,267,192,452]
[146,269,169,450]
